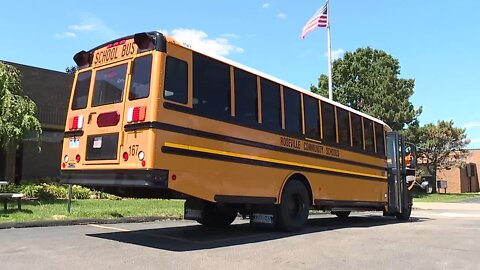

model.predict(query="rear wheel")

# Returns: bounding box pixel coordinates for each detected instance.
[395,194,413,221]
[196,204,238,228]
[332,211,351,218]
[276,180,310,231]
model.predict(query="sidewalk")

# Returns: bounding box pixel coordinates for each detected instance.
[414,202,480,211]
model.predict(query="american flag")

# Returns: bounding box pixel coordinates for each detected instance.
[301,2,328,39]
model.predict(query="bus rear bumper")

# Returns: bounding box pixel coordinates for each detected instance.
[60,169,169,188]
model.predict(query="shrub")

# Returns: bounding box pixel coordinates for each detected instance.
[20,184,43,198]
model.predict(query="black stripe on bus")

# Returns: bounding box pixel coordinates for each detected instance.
[161,146,386,183]
[214,195,277,204]
[314,199,385,209]
[125,121,386,171]
[64,130,84,137]
[162,102,387,159]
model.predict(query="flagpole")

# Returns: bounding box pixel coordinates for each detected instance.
[327,0,333,100]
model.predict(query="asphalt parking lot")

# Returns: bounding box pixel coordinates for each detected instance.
[1,208,479,270]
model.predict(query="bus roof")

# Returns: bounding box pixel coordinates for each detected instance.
[161,32,391,131]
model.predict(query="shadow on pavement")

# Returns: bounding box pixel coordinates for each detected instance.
[87,215,429,252]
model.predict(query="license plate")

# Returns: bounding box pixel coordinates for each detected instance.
[69,138,80,149]
[93,137,102,149]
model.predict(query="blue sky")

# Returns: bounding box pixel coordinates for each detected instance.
[1,1,479,149]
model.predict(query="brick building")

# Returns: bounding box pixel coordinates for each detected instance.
[436,149,480,193]
[0,61,72,183]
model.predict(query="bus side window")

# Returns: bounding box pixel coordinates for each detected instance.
[351,113,363,150]
[321,101,336,144]
[363,118,375,153]
[234,68,258,124]
[193,53,231,117]
[375,123,385,156]
[164,56,188,104]
[260,78,282,132]
[303,95,320,139]
[283,87,302,134]
[336,107,350,147]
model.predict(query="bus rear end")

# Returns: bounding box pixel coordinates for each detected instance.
[61,32,177,198]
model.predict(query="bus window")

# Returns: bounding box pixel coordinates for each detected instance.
[91,64,128,107]
[303,95,320,139]
[375,123,385,156]
[164,56,188,104]
[321,101,336,144]
[260,78,281,131]
[129,55,152,100]
[71,71,92,110]
[364,118,374,152]
[193,53,231,117]
[337,107,350,146]
[283,87,302,134]
[234,68,258,124]
[351,113,363,150]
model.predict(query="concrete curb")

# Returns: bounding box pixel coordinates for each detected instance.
[413,202,480,211]
[0,216,182,230]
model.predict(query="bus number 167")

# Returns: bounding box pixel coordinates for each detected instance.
[129,145,139,156]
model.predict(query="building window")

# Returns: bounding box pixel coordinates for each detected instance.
[234,68,258,124]
[303,95,320,139]
[260,78,282,131]
[337,108,351,147]
[283,87,302,134]
[164,56,188,104]
[321,101,336,144]
[193,53,231,117]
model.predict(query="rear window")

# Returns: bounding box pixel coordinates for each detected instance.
[91,64,128,107]
[71,71,91,110]
[129,55,152,100]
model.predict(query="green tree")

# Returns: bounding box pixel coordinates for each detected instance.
[311,47,422,130]
[0,62,42,149]
[404,120,470,193]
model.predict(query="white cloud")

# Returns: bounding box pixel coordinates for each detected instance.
[222,33,240,39]
[262,3,271,8]
[277,13,287,19]
[324,49,345,61]
[53,32,76,39]
[162,28,244,56]
[463,121,480,129]
[68,24,95,31]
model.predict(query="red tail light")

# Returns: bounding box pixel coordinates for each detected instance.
[97,111,120,127]
[127,107,146,123]
[69,115,84,130]
[75,154,81,163]
[123,152,129,161]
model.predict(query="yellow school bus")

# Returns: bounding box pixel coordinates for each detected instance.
[61,31,414,231]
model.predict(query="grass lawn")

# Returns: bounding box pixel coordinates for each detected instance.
[413,193,480,203]
[0,199,184,223]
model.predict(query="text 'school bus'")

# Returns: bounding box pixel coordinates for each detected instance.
[61,31,415,231]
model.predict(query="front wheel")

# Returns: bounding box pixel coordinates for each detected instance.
[276,180,310,232]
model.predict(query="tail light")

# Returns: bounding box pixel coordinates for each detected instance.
[127,106,146,123]
[69,115,84,130]
[123,152,129,161]
[75,154,81,163]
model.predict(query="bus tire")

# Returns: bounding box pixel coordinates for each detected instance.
[276,180,310,232]
[197,204,237,228]
[332,211,351,218]
[395,194,413,221]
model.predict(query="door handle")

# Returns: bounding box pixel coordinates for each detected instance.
[87,112,97,124]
